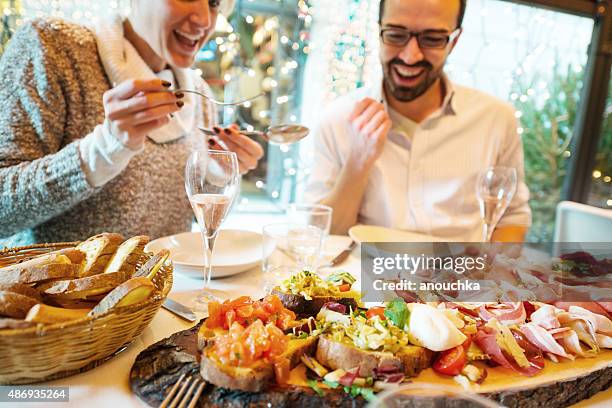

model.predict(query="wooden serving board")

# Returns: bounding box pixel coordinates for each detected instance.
[130,321,612,408]
[130,321,365,408]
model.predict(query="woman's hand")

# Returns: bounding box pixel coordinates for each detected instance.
[103,79,182,150]
[209,124,264,174]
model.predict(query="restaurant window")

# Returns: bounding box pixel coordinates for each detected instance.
[587,67,612,209]
[299,0,595,242]
[0,0,605,240]
[447,0,594,242]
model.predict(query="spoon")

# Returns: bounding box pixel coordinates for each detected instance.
[166,89,265,107]
[199,124,310,145]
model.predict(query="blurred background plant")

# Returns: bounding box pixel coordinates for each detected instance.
[511,63,582,242]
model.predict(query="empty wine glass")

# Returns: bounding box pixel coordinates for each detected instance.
[476,166,517,242]
[185,149,240,310]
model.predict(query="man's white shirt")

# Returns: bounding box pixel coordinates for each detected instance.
[304,76,531,242]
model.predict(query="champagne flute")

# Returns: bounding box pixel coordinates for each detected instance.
[476,166,517,242]
[185,149,240,308]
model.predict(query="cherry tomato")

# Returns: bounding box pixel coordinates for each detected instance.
[366,307,386,320]
[432,345,468,376]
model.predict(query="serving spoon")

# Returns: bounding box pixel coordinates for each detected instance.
[199,124,310,145]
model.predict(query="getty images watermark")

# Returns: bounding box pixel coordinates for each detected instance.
[360,242,612,303]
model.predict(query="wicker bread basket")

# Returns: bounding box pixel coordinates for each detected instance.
[0,241,173,385]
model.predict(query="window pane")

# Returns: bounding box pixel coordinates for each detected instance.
[447,0,594,242]
[588,68,612,208]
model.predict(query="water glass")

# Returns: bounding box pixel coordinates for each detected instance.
[286,203,333,237]
[262,223,323,291]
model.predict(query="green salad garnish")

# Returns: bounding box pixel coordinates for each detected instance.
[280,270,358,300]
[384,298,410,330]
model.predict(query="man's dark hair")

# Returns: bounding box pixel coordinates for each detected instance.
[378,0,468,29]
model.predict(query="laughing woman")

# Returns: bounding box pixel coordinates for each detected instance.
[0,0,263,246]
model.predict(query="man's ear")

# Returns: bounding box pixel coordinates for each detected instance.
[448,27,463,54]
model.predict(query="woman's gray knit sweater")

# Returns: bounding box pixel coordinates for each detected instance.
[0,18,214,247]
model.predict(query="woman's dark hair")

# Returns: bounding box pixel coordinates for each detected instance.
[378,0,467,29]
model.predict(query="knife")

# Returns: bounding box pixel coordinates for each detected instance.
[321,240,357,268]
[162,298,198,322]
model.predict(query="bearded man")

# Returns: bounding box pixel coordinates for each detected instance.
[305,0,531,242]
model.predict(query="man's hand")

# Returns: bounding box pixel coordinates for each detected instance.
[103,79,181,150]
[348,97,391,169]
[209,124,264,175]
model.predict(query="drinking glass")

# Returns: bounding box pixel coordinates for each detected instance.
[369,383,500,408]
[286,203,333,237]
[185,149,240,309]
[262,223,323,292]
[476,166,517,242]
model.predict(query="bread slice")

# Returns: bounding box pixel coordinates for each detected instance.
[103,235,149,275]
[25,304,89,324]
[0,318,36,330]
[271,287,358,316]
[88,277,157,317]
[0,291,39,319]
[0,283,42,302]
[49,298,99,310]
[199,335,318,392]
[200,349,273,392]
[315,334,432,378]
[76,233,124,277]
[39,271,129,300]
[132,249,169,280]
[0,248,84,272]
[0,249,83,285]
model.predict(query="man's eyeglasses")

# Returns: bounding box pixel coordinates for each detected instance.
[380,28,460,49]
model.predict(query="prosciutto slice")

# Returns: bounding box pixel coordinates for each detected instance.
[595,333,612,348]
[530,305,561,330]
[554,302,611,320]
[474,327,543,377]
[479,303,526,326]
[568,305,612,335]
[560,329,585,357]
[520,322,572,359]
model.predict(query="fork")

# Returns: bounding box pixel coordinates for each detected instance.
[165,89,265,106]
[159,372,205,408]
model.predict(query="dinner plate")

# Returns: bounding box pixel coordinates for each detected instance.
[146,230,269,279]
[348,225,443,244]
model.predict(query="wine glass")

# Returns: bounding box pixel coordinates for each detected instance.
[185,149,240,309]
[476,166,518,242]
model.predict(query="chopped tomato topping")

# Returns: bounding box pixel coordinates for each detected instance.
[206,295,296,330]
[212,320,288,367]
[338,283,351,292]
[366,306,386,320]
[432,345,468,376]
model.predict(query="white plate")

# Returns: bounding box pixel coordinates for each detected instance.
[348,225,443,244]
[146,230,268,279]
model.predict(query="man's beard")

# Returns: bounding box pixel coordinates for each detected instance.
[384,59,441,102]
